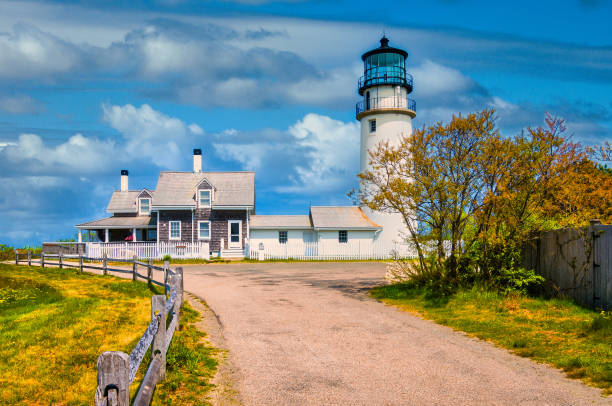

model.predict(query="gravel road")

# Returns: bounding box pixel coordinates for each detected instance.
[182,262,609,406]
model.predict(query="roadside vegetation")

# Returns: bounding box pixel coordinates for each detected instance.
[0,263,217,405]
[360,110,612,394]
[371,284,612,394]
[357,109,612,295]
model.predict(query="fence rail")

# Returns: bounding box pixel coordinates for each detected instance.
[14,250,184,405]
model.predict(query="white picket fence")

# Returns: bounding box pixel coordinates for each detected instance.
[86,242,210,260]
[248,239,419,260]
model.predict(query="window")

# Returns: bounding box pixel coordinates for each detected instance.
[140,198,150,215]
[369,119,376,133]
[339,230,348,243]
[169,221,181,240]
[278,231,288,244]
[199,190,211,207]
[198,221,210,239]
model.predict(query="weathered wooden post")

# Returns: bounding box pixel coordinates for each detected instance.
[94,351,130,406]
[103,253,108,276]
[79,254,84,274]
[15,250,18,265]
[132,255,137,281]
[59,253,63,269]
[163,261,169,296]
[41,252,45,269]
[176,267,184,307]
[151,295,167,381]
[173,268,183,330]
[27,251,32,266]
[147,259,153,286]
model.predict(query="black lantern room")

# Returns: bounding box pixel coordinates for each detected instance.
[358,36,413,96]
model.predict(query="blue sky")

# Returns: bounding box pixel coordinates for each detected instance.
[0,0,611,246]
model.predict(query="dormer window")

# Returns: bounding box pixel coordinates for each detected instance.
[139,198,150,215]
[199,190,211,207]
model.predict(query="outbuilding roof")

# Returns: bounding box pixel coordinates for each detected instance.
[310,206,381,230]
[250,215,312,229]
[76,216,155,229]
[152,171,255,208]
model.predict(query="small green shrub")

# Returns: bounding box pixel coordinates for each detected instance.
[162,254,172,262]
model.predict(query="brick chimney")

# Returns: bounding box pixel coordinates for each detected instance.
[193,149,202,172]
[120,169,128,192]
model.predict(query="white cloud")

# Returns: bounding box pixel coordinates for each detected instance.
[1,133,116,174]
[102,103,203,168]
[0,23,83,79]
[215,113,359,194]
[281,113,359,193]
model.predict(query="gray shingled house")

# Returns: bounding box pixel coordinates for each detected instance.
[77,149,254,258]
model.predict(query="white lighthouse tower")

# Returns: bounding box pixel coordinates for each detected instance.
[356,36,416,248]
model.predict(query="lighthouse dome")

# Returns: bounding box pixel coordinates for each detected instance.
[358,36,413,96]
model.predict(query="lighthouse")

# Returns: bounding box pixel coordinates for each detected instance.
[356,36,416,248]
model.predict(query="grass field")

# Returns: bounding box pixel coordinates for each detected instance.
[0,263,217,405]
[371,284,612,395]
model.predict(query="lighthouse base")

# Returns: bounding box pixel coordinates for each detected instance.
[362,207,413,257]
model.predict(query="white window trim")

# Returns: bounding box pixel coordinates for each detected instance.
[169,220,181,240]
[198,220,211,240]
[199,189,212,208]
[139,198,151,215]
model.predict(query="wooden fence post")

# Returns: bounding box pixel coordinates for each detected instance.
[59,253,63,269]
[132,255,137,281]
[15,250,18,265]
[41,253,45,269]
[176,267,184,308]
[94,351,130,406]
[163,261,169,296]
[103,253,108,276]
[151,295,167,381]
[79,255,83,274]
[147,259,153,286]
[27,251,31,266]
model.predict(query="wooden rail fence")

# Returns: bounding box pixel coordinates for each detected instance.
[14,250,185,405]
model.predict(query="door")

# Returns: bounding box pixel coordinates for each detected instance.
[228,220,242,249]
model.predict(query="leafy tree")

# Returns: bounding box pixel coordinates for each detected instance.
[358,109,612,293]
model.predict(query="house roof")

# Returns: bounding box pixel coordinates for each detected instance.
[310,206,381,230]
[250,215,312,229]
[152,171,255,208]
[107,191,141,212]
[76,215,155,229]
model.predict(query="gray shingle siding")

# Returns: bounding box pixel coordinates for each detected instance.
[159,209,247,251]
[159,210,193,243]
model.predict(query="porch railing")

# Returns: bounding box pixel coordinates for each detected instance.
[74,242,210,260]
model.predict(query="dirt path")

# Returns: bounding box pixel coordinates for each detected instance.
[182,262,609,406]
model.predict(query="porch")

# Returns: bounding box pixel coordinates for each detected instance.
[75,216,157,243]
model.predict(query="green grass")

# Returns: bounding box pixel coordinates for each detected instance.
[0,264,218,405]
[371,284,612,395]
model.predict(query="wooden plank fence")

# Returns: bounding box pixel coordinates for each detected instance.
[523,220,612,310]
[14,251,184,404]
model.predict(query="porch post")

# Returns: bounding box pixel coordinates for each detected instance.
[132,228,137,242]
[78,229,82,243]
[104,228,109,243]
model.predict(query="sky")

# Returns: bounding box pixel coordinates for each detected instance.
[0,0,611,246]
